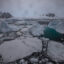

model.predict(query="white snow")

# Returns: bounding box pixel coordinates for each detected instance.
[47,41,64,62]
[0,37,42,62]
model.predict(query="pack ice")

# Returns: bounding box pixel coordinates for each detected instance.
[48,41,64,62]
[48,20,64,34]
[0,37,42,62]
[29,23,46,36]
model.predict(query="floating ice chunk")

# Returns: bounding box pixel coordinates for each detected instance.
[48,41,64,62]
[0,21,20,33]
[0,37,42,62]
[15,21,26,25]
[0,21,12,33]
[29,24,46,36]
[9,24,20,32]
[30,57,38,63]
[48,20,64,34]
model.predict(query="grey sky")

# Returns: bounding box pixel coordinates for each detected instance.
[0,0,64,18]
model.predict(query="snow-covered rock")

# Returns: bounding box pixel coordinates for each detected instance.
[0,37,42,62]
[47,41,64,62]
[29,24,46,36]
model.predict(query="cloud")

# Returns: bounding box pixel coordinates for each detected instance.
[0,0,64,18]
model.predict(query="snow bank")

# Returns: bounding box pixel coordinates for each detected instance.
[0,37,42,62]
[48,41,64,62]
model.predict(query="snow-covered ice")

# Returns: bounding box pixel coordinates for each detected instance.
[30,57,38,63]
[0,19,64,63]
[48,41,64,62]
[9,24,21,32]
[48,20,64,34]
[15,21,26,25]
[29,24,46,36]
[0,37,42,62]
[0,21,12,33]
[0,21,20,33]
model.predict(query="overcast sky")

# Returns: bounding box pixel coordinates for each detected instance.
[0,0,64,18]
